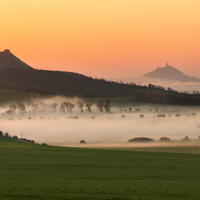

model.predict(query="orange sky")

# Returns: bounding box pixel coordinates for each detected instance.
[1,0,200,79]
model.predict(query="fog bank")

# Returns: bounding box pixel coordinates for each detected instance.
[0,97,200,148]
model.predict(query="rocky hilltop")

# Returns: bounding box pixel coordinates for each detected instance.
[144,63,200,82]
[0,49,32,69]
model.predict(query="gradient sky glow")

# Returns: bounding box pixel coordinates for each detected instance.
[1,0,200,79]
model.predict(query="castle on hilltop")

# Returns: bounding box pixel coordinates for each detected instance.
[157,63,170,69]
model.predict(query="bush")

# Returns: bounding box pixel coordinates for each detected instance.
[181,136,190,141]
[157,114,165,118]
[128,137,154,142]
[20,138,35,144]
[80,140,86,144]
[160,137,171,142]
[4,132,10,137]
[8,118,14,121]
[135,108,141,112]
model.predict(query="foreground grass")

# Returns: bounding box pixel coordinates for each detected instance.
[1,137,200,199]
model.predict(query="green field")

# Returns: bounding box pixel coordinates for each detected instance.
[1,137,200,200]
[0,88,136,106]
[0,89,52,105]
[0,88,197,110]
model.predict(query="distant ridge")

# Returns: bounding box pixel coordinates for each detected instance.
[0,50,197,98]
[144,63,200,83]
[0,49,32,69]
[0,49,173,97]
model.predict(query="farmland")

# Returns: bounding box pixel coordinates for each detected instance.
[0,136,200,200]
[0,89,50,105]
[1,89,200,199]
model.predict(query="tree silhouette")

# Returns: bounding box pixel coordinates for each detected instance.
[86,103,92,112]
[32,103,39,114]
[96,100,104,112]
[60,102,67,112]
[48,103,58,112]
[77,102,84,112]
[9,104,17,114]
[103,99,111,112]
[39,102,47,113]
[18,104,26,114]
[68,102,75,112]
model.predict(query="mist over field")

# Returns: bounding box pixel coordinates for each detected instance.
[0,96,200,148]
[113,76,200,93]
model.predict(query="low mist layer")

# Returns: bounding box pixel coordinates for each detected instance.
[114,76,200,93]
[0,97,200,148]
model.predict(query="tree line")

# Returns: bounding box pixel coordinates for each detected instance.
[136,92,200,106]
[0,130,45,145]
[0,68,175,98]
[3,99,112,115]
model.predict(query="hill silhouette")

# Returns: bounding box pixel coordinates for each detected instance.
[1,50,200,105]
[0,49,32,69]
[144,63,200,83]
[0,49,172,97]
[0,68,171,97]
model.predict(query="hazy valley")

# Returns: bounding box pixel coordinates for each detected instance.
[2,1,200,199]
[0,50,200,148]
[1,96,200,149]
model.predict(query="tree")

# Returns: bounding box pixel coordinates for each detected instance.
[135,108,141,112]
[52,103,58,111]
[68,102,75,112]
[77,102,84,112]
[48,103,58,112]
[32,103,39,114]
[18,104,26,115]
[61,102,75,112]
[4,132,10,137]
[5,110,13,115]
[9,104,17,111]
[103,99,111,112]
[60,102,68,112]
[96,100,104,112]
[6,104,17,115]
[39,102,47,113]
[86,103,92,112]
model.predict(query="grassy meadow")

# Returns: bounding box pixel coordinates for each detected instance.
[0,89,52,105]
[0,88,138,106]
[1,136,200,200]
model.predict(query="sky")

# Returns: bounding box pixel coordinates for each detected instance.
[1,0,200,79]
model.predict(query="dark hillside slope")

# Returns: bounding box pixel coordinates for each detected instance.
[0,50,176,97]
[0,68,170,97]
[0,49,32,69]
